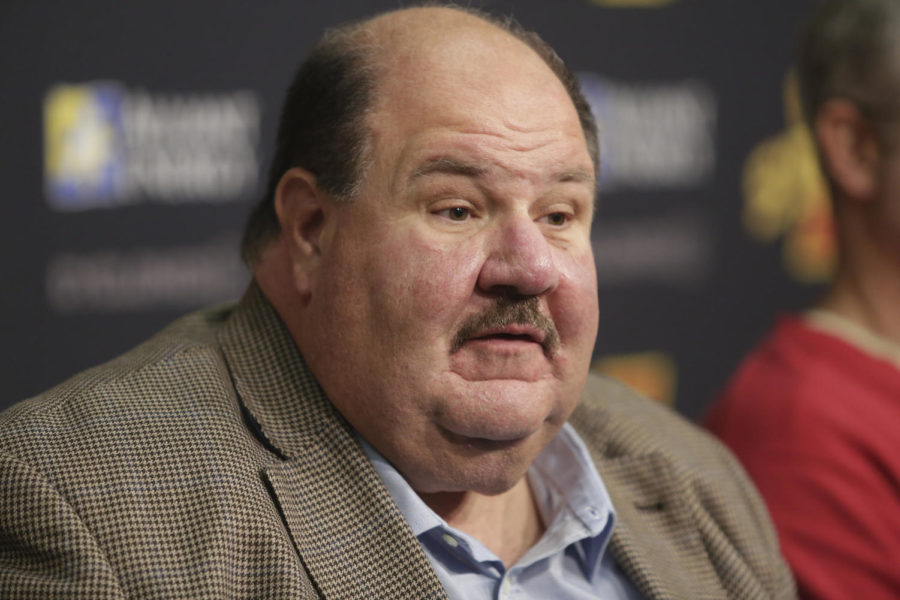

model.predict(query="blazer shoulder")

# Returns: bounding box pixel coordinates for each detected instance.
[573,373,724,463]
[572,374,795,598]
[0,302,237,458]
[573,373,766,502]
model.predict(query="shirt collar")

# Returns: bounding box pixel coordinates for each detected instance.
[359,438,445,536]
[360,422,617,581]
[805,308,900,370]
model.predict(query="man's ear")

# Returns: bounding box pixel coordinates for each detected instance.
[274,167,328,294]
[815,98,881,202]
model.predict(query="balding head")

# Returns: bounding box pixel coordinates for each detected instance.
[241,4,598,265]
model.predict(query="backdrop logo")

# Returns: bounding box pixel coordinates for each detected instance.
[45,235,248,313]
[579,74,716,190]
[44,83,126,209]
[592,213,712,287]
[742,72,834,283]
[43,82,261,211]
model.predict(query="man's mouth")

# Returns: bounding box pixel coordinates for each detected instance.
[451,297,560,356]
[466,324,546,346]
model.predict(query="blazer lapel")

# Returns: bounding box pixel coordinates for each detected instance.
[262,434,448,600]
[598,452,719,600]
[219,284,448,600]
[570,386,725,600]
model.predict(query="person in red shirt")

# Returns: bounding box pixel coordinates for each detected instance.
[706,1,900,598]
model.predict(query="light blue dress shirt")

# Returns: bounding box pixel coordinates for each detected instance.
[361,423,644,599]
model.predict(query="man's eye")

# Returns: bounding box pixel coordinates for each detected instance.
[544,212,569,226]
[438,206,470,221]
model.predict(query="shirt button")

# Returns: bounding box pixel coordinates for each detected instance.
[442,533,459,548]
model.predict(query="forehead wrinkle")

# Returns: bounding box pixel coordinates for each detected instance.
[403,137,596,186]
[453,122,578,150]
[455,123,593,179]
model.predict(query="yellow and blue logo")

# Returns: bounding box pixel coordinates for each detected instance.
[44,83,126,210]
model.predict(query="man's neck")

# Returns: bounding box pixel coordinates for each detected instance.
[418,477,545,567]
[820,221,900,345]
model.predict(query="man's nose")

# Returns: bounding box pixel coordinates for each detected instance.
[476,216,560,298]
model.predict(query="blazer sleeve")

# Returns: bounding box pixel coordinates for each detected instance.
[0,451,126,599]
[708,436,797,598]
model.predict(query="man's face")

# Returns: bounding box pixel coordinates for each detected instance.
[299,26,599,495]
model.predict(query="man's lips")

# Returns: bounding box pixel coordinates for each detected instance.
[464,324,546,346]
[440,423,536,445]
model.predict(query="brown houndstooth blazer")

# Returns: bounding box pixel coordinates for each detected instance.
[0,284,795,599]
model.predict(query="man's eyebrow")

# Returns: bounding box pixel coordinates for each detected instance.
[409,157,487,180]
[409,158,596,186]
[557,170,596,185]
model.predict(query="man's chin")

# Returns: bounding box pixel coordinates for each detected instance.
[403,433,548,496]
[434,374,567,444]
[412,463,530,498]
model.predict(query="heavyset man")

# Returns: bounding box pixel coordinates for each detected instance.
[2,6,793,599]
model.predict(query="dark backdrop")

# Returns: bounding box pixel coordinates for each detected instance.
[1,0,824,420]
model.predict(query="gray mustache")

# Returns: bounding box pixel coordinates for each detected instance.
[451,296,560,356]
